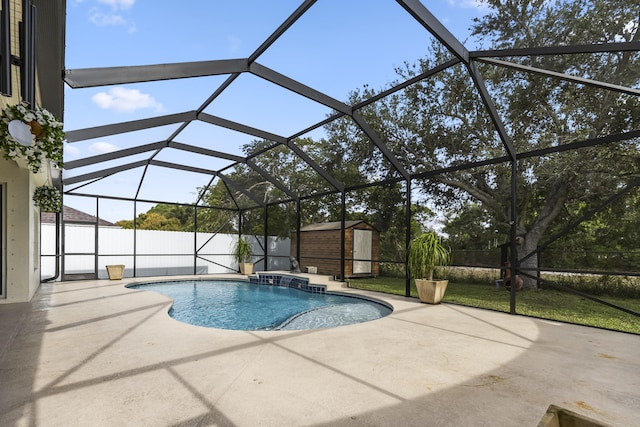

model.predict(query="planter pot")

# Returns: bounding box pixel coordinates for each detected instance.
[538,404,609,427]
[415,279,448,304]
[240,262,254,275]
[106,264,125,280]
[29,120,44,138]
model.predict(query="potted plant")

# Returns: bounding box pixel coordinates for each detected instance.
[0,102,64,173]
[234,236,254,274]
[32,185,62,213]
[408,231,452,304]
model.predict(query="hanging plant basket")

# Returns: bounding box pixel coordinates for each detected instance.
[33,185,62,213]
[0,102,64,173]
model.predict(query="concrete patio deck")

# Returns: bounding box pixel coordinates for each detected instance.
[1,274,639,426]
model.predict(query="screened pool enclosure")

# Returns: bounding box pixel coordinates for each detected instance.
[55,1,640,326]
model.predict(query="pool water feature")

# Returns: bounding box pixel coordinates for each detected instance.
[128,279,392,331]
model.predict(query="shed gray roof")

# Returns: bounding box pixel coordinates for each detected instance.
[300,220,372,232]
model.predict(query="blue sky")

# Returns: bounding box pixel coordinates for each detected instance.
[63,0,488,221]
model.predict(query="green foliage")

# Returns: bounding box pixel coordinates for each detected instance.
[379,262,406,278]
[550,274,640,299]
[196,181,240,233]
[337,0,640,286]
[0,102,65,173]
[233,237,253,264]
[33,186,62,213]
[443,203,502,251]
[407,231,452,280]
[115,205,188,231]
[444,266,500,285]
[348,276,640,334]
[111,1,640,271]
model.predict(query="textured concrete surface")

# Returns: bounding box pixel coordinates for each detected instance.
[1,274,639,426]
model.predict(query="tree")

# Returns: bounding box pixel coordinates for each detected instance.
[115,203,193,231]
[116,211,183,231]
[328,0,639,288]
[195,180,239,234]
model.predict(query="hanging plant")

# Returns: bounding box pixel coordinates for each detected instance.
[33,185,62,213]
[0,101,64,173]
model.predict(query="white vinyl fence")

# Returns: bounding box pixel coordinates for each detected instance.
[41,224,291,280]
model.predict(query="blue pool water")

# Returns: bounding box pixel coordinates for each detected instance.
[128,280,392,331]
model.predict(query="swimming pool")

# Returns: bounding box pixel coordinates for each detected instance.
[128,279,392,331]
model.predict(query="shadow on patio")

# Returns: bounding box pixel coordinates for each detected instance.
[1,277,638,426]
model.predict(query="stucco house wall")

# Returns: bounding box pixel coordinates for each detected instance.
[0,156,42,302]
[0,0,65,303]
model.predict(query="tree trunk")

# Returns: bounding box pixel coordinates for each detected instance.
[516,233,540,289]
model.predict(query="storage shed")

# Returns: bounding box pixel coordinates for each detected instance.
[290,220,380,278]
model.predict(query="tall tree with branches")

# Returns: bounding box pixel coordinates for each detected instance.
[325,0,639,287]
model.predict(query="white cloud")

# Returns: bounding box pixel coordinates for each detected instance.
[64,144,81,156]
[97,0,135,10]
[88,0,135,27]
[448,0,488,10]
[89,10,126,26]
[88,141,119,154]
[92,87,164,113]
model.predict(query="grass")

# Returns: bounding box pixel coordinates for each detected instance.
[347,276,640,335]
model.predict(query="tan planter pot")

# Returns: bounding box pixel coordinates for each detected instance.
[106,264,125,280]
[240,262,254,275]
[415,279,448,304]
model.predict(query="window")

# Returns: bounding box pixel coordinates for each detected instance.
[0,0,11,96]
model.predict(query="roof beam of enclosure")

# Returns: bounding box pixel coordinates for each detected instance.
[250,62,352,114]
[411,129,640,181]
[133,163,151,200]
[168,141,246,163]
[396,0,469,63]
[62,160,148,185]
[412,155,510,181]
[470,41,640,58]
[248,0,317,64]
[246,141,284,161]
[288,59,461,141]
[467,61,517,161]
[221,179,242,211]
[519,129,640,159]
[63,59,250,88]
[478,57,640,96]
[195,73,242,115]
[63,141,167,169]
[217,172,265,207]
[166,74,244,146]
[197,112,287,143]
[148,160,219,176]
[64,191,219,209]
[65,111,197,142]
[64,176,110,194]
[393,1,518,163]
[241,131,344,193]
[285,140,345,192]
[354,58,461,110]
[245,158,299,201]
[352,112,410,181]
[195,176,217,206]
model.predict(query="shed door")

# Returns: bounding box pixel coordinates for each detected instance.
[353,229,372,274]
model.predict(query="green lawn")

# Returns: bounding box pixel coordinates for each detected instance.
[347,276,640,335]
